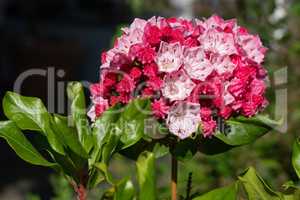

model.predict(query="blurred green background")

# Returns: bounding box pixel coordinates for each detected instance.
[0,0,299,199]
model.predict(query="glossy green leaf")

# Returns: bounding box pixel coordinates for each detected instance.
[238,167,282,200]
[3,92,64,154]
[292,138,300,179]
[119,139,169,160]
[215,114,280,146]
[0,121,57,167]
[52,114,88,159]
[136,151,156,200]
[118,98,151,149]
[92,99,151,164]
[88,104,123,188]
[193,182,239,200]
[114,178,135,200]
[67,82,93,152]
[94,162,114,185]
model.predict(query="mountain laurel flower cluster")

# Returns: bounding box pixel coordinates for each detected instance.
[88,15,268,139]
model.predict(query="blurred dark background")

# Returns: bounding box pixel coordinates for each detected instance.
[0,0,299,199]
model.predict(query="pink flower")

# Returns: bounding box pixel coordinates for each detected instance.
[129,44,156,64]
[143,63,158,78]
[90,83,105,97]
[200,107,213,121]
[116,76,135,93]
[212,55,236,76]
[234,65,257,81]
[129,67,142,80]
[90,16,269,139]
[156,42,183,73]
[183,47,214,81]
[143,24,162,46]
[219,106,232,119]
[162,69,196,101]
[202,119,217,138]
[110,53,131,69]
[250,78,266,96]
[88,97,109,121]
[100,49,117,69]
[227,78,247,98]
[242,94,264,117]
[237,34,267,64]
[147,76,163,91]
[116,92,131,104]
[142,87,154,97]
[151,98,170,119]
[167,102,201,139]
[223,82,235,105]
[121,18,147,34]
[198,29,237,56]
[183,37,199,47]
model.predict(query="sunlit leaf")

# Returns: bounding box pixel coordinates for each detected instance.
[3,92,64,154]
[136,151,156,200]
[193,182,239,200]
[215,114,281,146]
[67,82,93,153]
[0,121,57,167]
[238,167,282,200]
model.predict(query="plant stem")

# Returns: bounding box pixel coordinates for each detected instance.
[171,154,178,200]
[76,184,87,200]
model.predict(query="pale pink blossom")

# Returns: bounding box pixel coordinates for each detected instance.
[87,96,109,121]
[91,16,268,138]
[121,18,147,34]
[223,82,235,105]
[167,102,201,139]
[100,49,117,69]
[212,55,236,75]
[197,15,237,32]
[156,42,183,73]
[237,34,267,64]
[198,29,237,55]
[183,47,214,81]
[115,29,144,54]
[162,69,196,101]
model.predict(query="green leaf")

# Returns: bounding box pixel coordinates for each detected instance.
[3,92,64,154]
[67,82,93,153]
[119,139,169,160]
[118,98,151,149]
[94,162,115,185]
[193,182,239,200]
[136,151,156,200]
[238,167,282,200]
[88,104,123,188]
[0,121,57,167]
[215,114,280,146]
[51,114,88,159]
[292,138,300,179]
[92,99,151,164]
[114,178,135,200]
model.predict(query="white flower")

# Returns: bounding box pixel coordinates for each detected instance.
[156,42,183,73]
[162,69,196,101]
[167,102,201,139]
